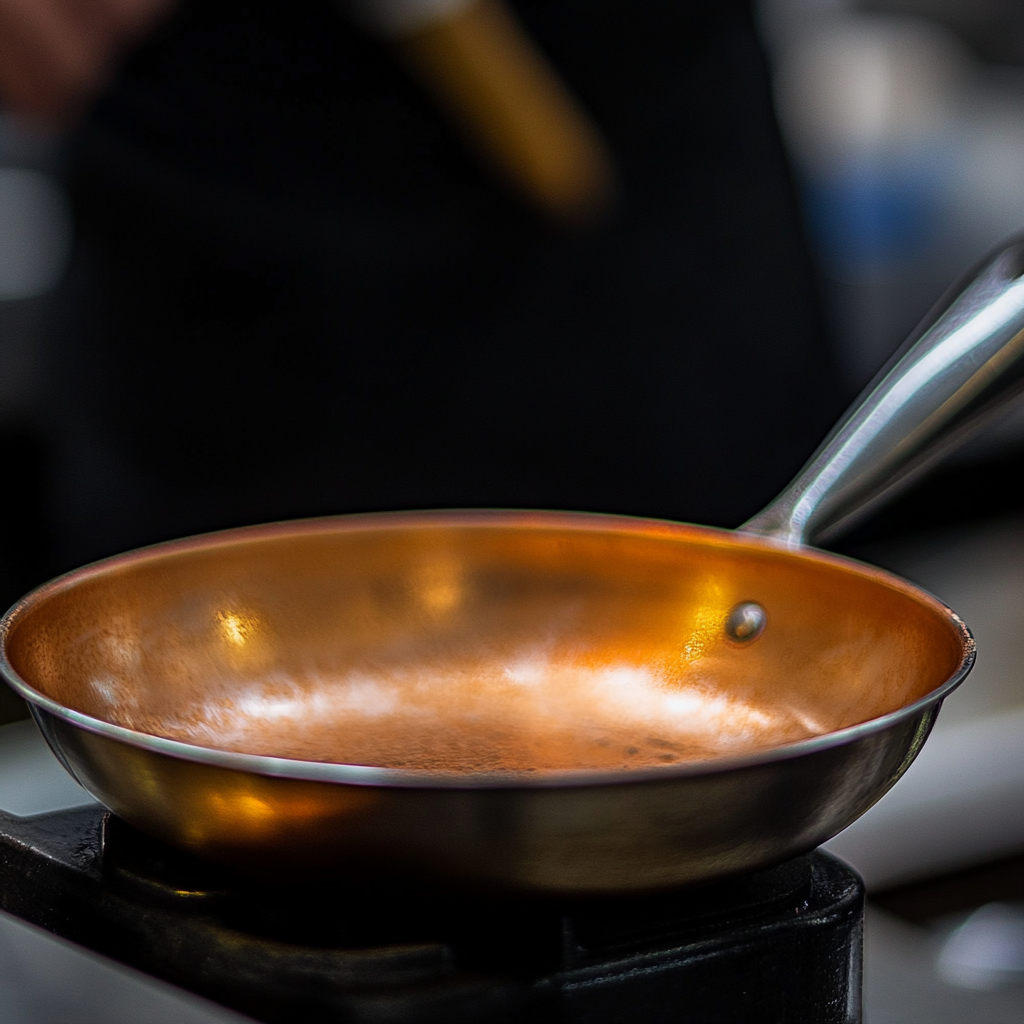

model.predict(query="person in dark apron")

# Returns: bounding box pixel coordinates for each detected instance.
[1,0,841,574]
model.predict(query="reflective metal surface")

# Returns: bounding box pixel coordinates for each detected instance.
[5,237,1024,892]
[745,239,1024,546]
[0,517,967,774]
[0,513,972,892]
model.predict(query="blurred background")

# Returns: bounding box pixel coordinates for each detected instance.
[3,0,1024,1019]
[759,1,1024,1019]
[763,0,1024,394]
[0,113,69,723]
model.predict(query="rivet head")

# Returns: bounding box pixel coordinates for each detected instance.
[725,602,767,643]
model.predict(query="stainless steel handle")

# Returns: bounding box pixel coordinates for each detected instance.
[743,238,1024,547]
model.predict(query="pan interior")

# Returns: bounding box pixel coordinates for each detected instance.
[4,517,967,773]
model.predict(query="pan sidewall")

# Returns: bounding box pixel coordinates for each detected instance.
[31,705,936,893]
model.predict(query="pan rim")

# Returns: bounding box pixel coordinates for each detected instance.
[0,508,977,791]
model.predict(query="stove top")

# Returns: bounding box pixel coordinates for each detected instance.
[0,805,863,1023]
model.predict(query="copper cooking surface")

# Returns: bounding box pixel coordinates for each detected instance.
[5,517,967,773]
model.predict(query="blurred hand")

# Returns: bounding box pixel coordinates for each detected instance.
[0,0,176,123]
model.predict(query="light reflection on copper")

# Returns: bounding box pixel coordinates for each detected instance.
[216,610,258,647]
[415,557,463,615]
[98,653,828,772]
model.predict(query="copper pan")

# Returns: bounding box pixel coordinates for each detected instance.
[4,241,1024,894]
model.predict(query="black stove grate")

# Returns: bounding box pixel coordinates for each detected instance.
[0,805,863,1023]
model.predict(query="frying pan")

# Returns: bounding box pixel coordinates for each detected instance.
[4,241,1024,895]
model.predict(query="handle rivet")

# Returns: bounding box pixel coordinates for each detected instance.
[725,602,767,643]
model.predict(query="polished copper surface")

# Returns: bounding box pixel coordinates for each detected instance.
[5,513,963,772]
[0,512,973,891]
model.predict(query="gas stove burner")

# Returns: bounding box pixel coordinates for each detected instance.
[0,805,863,1022]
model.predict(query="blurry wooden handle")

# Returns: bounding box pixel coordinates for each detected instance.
[395,0,615,222]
